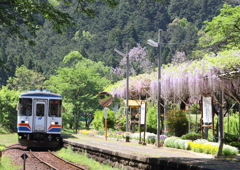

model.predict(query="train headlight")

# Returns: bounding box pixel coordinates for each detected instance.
[51,122,58,125]
[21,121,29,124]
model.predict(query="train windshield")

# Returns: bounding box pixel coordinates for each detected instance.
[49,100,61,117]
[19,98,32,116]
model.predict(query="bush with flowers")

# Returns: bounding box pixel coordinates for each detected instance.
[115,114,126,131]
[79,130,98,136]
[164,137,238,156]
[164,137,189,149]
[160,135,168,144]
[130,132,166,145]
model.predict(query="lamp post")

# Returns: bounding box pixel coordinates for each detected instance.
[147,29,162,147]
[114,43,130,142]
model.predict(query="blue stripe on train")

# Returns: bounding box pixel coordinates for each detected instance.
[18,127,31,131]
[20,94,62,98]
[48,128,61,133]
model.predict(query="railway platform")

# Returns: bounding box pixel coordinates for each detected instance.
[62,134,240,170]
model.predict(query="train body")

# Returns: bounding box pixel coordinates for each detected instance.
[17,90,63,148]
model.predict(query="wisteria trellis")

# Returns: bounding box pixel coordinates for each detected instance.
[106,49,240,102]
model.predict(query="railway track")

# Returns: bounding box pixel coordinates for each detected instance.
[29,150,87,170]
[2,143,88,170]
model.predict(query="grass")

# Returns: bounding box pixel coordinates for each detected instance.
[0,155,22,170]
[0,133,21,170]
[55,146,124,170]
[0,132,122,170]
[0,133,18,147]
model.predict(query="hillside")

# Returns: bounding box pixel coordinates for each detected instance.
[0,0,239,86]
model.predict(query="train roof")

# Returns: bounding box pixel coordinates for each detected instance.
[20,90,62,98]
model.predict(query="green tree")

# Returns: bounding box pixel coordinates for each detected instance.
[166,109,188,137]
[92,108,116,130]
[0,0,121,43]
[45,53,110,132]
[0,86,19,132]
[163,18,198,63]
[6,65,45,92]
[146,104,157,133]
[199,4,240,53]
[168,0,223,29]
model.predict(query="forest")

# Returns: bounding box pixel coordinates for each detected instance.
[1,0,239,85]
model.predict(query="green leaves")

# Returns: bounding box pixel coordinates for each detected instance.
[199,4,240,51]
[0,86,20,132]
[45,53,110,129]
[6,65,45,92]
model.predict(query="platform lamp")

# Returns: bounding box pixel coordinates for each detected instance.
[114,43,130,142]
[147,29,162,148]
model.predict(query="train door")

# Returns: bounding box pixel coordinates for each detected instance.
[33,99,48,132]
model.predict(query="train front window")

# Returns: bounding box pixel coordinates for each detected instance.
[36,104,45,117]
[49,100,61,117]
[19,98,32,116]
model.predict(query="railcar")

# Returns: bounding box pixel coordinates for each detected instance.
[17,90,63,148]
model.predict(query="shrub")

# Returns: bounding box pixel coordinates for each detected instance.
[160,135,168,143]
[224,133,240,150]
[166,109,188,137]
[224,113,239,135]
[92,109,116,130]
[188,141,204,153]
[164,137,190,150]
[79,130,98,136]
[222,145,238,156]
[146,136,156,144]
[178,140,190,150]
[115,114,126,131]
[164,136,238,156]
[146,105,157,133]
[180,132,202,140]
[131,132,157,144]
[188,140,238,156]
[193,139,208,144]
[164,137,179,147]
[173,139,182,149]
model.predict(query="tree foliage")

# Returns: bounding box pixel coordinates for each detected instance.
[0,86,19,132]
[199,4,240,53]
[0,0,229,85]
[6,65,45,92]
[45,52,110,130]
[163,18,199,63]
[92,108,116,130]
[0,0,73,44]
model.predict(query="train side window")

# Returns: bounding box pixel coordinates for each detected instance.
[49,100,61,117]
[19,98,32,116]
[36,104,44,117]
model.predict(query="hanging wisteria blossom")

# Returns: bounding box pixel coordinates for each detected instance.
[106,49,240,103]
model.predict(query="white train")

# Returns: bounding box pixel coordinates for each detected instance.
[17,90,63,148]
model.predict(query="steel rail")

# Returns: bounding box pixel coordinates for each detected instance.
[48,150,87,170]
[30,149,59,170]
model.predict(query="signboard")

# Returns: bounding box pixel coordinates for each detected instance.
[202,97,212,123]
[140,103,145,124]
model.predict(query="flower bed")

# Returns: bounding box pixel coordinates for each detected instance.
[164,137,239,156]
[79,130,98,136]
